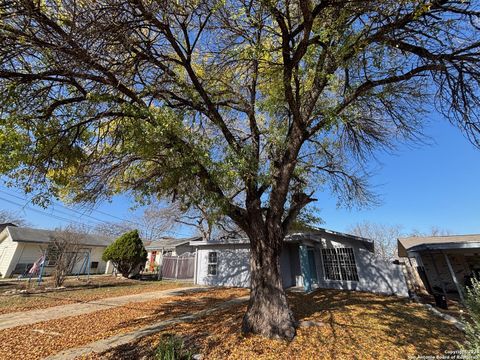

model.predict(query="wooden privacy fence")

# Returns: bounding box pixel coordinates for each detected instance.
[161,254,195,280]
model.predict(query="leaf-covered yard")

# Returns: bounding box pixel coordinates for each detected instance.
[0,285,466,360]
[88,289,466,360]
[0,288,247,359]
[0,276,187,315]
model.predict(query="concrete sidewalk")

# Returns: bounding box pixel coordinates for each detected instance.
[45,296,249,360]
[0,286,203,330]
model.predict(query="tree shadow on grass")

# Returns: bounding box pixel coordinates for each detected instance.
[98,340,155,360]
[288,288,464,356]
[94,288,464,360]
[96,303,245,360]
[112,290,246,331]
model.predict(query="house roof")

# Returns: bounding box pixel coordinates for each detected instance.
[1,226,113,248]
[288,227,372,244]
[190,237,250,247]
[398,234,480,257]
[289,228,374,252]
[0,223,17,232]
[145,236,202,251]
[190,228,374,252]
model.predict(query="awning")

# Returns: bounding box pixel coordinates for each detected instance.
[407,241,480,255]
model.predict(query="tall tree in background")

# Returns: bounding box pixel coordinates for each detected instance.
[94,203,181,241]
[349,222,453,260]
[0,210,30,227]
[93,202,242,241]
[175,203,245,241]
[348,222,402,261]
[1,0,480,339]
[409,226,452,237]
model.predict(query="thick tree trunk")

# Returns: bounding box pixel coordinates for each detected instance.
[242,228,296,340]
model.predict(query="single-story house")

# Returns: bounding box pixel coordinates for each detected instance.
[398,234,480,302]
[0,224,113,278]
[191,228,409,297]
[144,236,201,272]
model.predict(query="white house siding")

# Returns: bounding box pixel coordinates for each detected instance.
[3,242,108,277]
[195,243,299,288]
[40,246,108,276]
[105,260,115,274]
[356,249,409,296]
[195,244,251,287]
[194,233,409,297]
[0,231,20,278]
[88,247,108,274]
[11,242,45,275]
[4,242,32,278]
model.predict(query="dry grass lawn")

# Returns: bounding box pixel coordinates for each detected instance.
[0,276,188,315]
[89,289,466,360]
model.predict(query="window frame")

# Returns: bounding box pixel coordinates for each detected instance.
[321,247,359,282]
[207,251,218,276]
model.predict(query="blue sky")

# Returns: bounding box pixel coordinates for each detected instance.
[316,115,480,235]
[1,111,479,236]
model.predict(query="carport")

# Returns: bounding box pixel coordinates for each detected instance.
[399,235,480,303]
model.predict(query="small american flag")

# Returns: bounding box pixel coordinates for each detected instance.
[28,255,46,275]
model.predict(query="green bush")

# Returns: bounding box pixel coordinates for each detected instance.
[462,277,480,354]
[102,230,147,278]
[155,335,194,360]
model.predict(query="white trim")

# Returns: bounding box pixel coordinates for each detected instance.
[193,250,198,284]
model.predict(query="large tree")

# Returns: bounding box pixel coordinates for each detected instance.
[1,0,479,339]
[348,222,402,261]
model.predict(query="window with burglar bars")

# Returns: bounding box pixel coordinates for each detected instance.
[207,251,218,276]
[321,248,359,282]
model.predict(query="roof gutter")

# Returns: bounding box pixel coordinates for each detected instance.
[407,242,480,254]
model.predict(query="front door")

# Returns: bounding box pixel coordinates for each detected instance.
[307,248,318,284]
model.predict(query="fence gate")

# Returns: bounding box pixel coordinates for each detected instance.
[161,254,195,280]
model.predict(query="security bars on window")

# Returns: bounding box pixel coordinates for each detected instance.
[207,251,217,276]
[321,248,359,281]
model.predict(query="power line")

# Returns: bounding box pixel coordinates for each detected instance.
[83,206,140,226]
[0,187,196,237]
[0,188,142,227]
[0,195,93,228]
[0,189,111,225]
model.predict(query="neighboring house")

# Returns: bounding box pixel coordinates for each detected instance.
[144,236,201,272]
[398,234,480,302]
[191,228,409,297]
[0,224,113,278]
